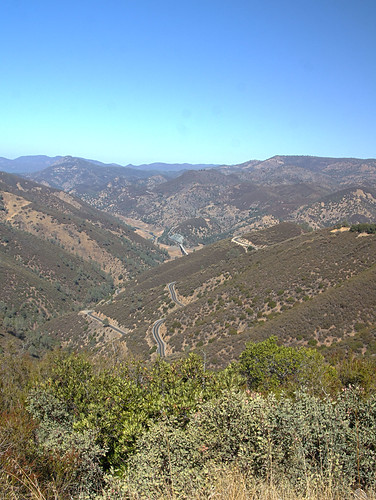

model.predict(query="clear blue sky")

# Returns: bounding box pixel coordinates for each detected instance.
[1,0,375,165]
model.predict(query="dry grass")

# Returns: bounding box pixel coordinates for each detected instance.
[197,472,371,500]
[105,468,374,500]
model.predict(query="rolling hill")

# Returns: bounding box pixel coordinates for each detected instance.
[0,155,62,174]
[0,171,168,354]
[27,156,171,193]
[46,223,376,367]
[287,187,376,228]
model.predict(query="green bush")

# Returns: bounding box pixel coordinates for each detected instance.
[238,336,335,394]
[32,352,225,469]
[120,388,376,497]
[350,223,376,234]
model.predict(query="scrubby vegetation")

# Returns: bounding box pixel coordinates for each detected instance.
[1,173,376,498]
[350,223,376,234]
[93,224,376,365]
[0,172,168,356]
[1,338,376,499]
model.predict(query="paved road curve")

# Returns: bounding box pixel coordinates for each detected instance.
[85,308,167,357]
[151,281,185,357]
[85,281,185,358]
[168,281,185,307]
[152,318,166,356]
[86,310,128,337]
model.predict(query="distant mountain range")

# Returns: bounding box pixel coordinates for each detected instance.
[0,154,217,175]
[0,155,62,174]
[1,153,376,246]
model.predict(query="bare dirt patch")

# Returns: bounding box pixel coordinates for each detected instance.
[330,227,351,233]
[53,191,83,210]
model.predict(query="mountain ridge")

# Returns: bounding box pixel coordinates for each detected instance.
[14,153,376,247]
[3,153,376,248]
[0,154,218,175]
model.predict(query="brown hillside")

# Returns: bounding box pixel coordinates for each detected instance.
[51,224,376,366]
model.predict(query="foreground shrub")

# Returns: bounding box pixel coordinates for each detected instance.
[121,388,376,498]
[33,352,228,468]
[26,389,105,496]
[238,336,337,394]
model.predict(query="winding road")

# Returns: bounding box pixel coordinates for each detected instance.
[231,236,263,252]
[85,310,128,337]
[83,281,184,358]
[152,318,166,356]
[231,236,251,251]
[167,281,185,307]
[151,281,185,357]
